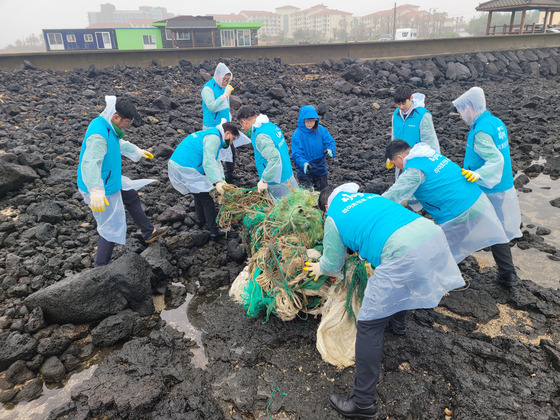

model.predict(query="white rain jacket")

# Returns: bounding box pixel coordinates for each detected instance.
[319,183,465,321]
[79,96,156,244]
[383,143,509,262]
[453,87,522,240]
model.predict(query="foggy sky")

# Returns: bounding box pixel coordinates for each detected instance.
[0,0,486,49]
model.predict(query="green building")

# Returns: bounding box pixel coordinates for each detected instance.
[114,28,163,50]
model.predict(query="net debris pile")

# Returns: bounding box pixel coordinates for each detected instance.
[218,186,371,367]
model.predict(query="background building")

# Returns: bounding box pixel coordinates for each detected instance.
[88,3,173,27]
[43,29,117,51]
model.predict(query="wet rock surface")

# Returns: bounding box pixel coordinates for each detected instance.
[0,49,559,418]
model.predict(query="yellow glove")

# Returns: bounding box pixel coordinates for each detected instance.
[215,181,227,195]
[142,150,154,159]
[225,85,234,96]
[386,158,394,169]
[257,180,268,191]
[303,261,323,281]
[91,196,109,212]
[462,168,480,182]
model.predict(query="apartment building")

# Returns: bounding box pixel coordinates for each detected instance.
[361,5,422,35]
[88,3,173,26]
[240,11,282,36]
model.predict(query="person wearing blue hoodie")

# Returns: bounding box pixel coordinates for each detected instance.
[291,105,336,190]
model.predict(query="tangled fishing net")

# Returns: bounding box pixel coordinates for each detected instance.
[218,185,371,367]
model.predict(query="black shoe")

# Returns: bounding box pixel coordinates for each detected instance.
[225,173,240,183]
[498,272,518,287]
[209,229,224,241]
[328,394,377,419]
[387,318,406,336]
[144,227,170,244]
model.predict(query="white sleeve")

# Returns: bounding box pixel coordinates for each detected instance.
[80,134,107,194]
[472,131,504,189]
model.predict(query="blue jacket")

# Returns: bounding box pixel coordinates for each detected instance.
[170,128,225,174]
[291,105,336,177]
[201,79,230,128]
[327,192,420,267]
[252,122,293,184]
[405,153,482,224]
[464,110,513,193]
[392,107,429,147]
[77,116,122,195]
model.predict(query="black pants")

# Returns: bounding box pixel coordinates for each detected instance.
[490,242,516,277]
[193,192,218,234]
[224,143,236,178]
[94,189,154,267]
[297,174,328,191]
[351,311,408,406]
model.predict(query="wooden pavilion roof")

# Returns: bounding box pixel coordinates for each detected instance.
[477,0,560,12]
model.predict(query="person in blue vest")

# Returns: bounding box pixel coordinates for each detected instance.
[383,139,509,263]
[236,106,298,200]
[291,105,336,191]
[77,96,169,267]
[168,122,240,240]
[453,86,522,286]
[304,183,464,419]
[201,62,238,183]
[387,85,440,172]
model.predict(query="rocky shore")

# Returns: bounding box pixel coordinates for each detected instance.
[0,47,559,419]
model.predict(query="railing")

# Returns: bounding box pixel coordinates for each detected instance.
[489,23,560,35]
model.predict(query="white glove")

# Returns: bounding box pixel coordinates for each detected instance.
[257,180,268,191]
[90,191,109,213]
[303,163,310,175]
[303,261,323,281]
[462,168,480,182]
[326,149,333,158]
[224,85,234,97]
[215,181,227,195]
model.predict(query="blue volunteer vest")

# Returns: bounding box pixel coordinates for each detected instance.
[464,110,513,193]
[327,192,420,267]
[405,153,482,224]
[201,80,230,128]
[251,122,293,183]
[392,107,429,147]
[77,116,122,195]
[170,128,224,174]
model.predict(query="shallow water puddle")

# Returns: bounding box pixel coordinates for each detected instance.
[159,283,224,369]
[469,170,559,289]
[516,170,560,288]
[1,365,96,420]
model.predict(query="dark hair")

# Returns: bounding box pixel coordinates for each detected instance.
[318,185,336,212]
[115,98,138,120]
[385,139,411,161]
[305,118,318,129]
[393,85,412,104]
[237,106,258,121]
[222,122,239,137]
